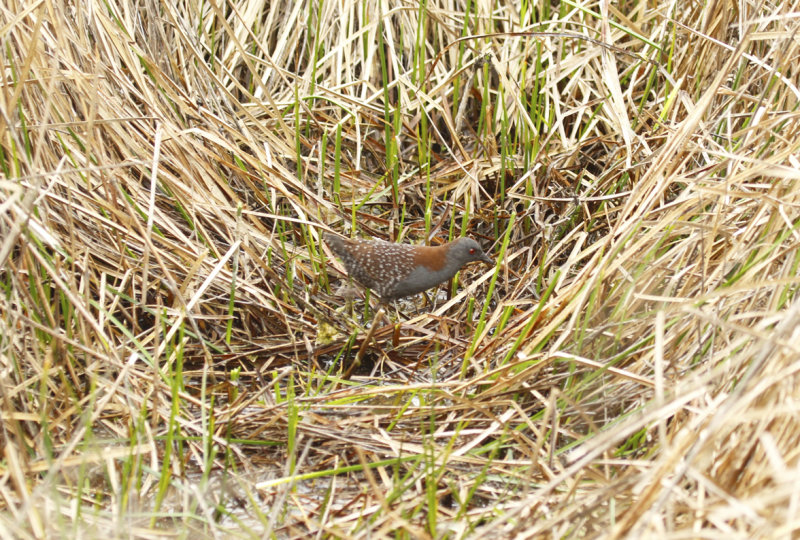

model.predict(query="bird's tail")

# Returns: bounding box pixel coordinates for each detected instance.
[322,232,347,258]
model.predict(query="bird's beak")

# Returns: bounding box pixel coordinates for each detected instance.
[482,253,494,265]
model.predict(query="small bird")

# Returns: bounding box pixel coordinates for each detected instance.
[324,233,493,301]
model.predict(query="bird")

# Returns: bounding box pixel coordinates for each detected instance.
[323,233,494,302]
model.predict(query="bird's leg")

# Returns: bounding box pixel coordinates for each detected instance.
[410,290,435,315]
[425,289,438,312]
[345,305,387,378]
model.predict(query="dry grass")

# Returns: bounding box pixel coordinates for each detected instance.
[2,0,800,537]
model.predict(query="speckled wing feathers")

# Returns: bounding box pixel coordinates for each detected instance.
[325,235,416,299]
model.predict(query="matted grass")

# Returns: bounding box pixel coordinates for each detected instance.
[2,0,800,538]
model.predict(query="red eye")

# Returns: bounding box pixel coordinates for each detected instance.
[470,248,475,254]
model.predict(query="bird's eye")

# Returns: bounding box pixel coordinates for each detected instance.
[469,248,475,254]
